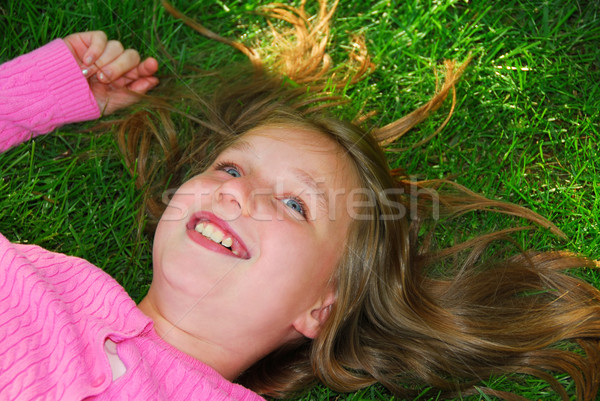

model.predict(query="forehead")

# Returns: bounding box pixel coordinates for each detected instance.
[224,124,359,187]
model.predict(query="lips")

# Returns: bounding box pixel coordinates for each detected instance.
[186,212,251,259]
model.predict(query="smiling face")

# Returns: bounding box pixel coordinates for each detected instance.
[143,123,359,377]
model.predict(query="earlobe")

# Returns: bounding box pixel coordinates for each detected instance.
[293,292,335,339]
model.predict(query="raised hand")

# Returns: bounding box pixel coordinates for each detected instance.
[63,31,159,115]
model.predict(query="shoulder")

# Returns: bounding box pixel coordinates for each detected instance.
[1,231,121,302]
[0,232,151,400]
[0,232,146,330]
[0,231,150,335]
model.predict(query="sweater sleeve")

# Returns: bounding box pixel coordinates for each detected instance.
[0,39,101,152]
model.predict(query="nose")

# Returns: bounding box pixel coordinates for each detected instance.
[213,176,251,220]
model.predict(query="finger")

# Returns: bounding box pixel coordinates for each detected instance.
[119,57,159,83]
[128,76,160,94]
[81,31,108,66]
[92,40,125,82]
[136,57,159,78]
[98,49,142,84]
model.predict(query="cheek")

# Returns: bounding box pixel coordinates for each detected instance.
[152,219,222,298]
[261,231,340,293]
[159,177,215,221]
[160,197,192,222]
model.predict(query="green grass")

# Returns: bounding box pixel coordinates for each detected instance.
[1,0,599,400]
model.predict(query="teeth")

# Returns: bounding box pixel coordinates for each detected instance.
[194,221,235,250]
[210,230,224,243]
[221,237,233,248]
[194,222,206,233]
[203,224,214,237]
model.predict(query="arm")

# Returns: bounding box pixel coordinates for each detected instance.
[0,32,158,152]
[0,39,99,151]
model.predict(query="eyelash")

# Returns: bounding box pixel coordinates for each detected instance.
[213,160,308,219]
[281,196,308,219]
[214,161,242,177]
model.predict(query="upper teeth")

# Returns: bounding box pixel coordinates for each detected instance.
[195,222,234,248]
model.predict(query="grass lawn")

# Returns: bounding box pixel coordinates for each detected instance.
[1,0,599,399]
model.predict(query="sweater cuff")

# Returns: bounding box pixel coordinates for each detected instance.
[34,39,101,124]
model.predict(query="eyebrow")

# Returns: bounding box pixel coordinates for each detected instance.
[291,167,330,214]
[228,140,256,155]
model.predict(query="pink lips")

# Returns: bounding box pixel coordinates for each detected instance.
[186,211,251,259]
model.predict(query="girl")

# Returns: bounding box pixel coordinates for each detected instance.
[2,2,600,401]
[0,31,266,400]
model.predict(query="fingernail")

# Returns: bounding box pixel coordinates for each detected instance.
[98,70,111,82]
[85,56,93,65]
[82,69,89,76]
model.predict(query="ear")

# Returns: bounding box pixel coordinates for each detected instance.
[292,290,336,339]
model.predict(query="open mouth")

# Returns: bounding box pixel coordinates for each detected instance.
[186,212,251,259]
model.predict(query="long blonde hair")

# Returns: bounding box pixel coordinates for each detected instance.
[114,2,600,399]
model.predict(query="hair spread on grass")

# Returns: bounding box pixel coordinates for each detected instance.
[115,1,600,400]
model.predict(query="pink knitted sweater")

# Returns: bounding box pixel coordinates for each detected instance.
[0,40,265,401]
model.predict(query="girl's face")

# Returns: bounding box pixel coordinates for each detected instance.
[147,124,359,370]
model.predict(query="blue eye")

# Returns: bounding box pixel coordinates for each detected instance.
[224,167,241,178]
[215,162,241,178]
[282,197,306,217]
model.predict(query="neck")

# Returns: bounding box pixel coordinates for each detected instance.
[137,295,258,380]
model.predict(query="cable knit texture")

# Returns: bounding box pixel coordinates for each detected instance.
[0,39,100,151]
[0,43,265,401]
